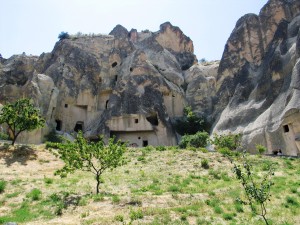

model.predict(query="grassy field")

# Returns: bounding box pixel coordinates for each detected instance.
[0,143,299,225]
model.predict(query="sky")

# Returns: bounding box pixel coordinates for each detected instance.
[0,0,268,61]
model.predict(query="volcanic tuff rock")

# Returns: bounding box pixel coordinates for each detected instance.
[1,0,300,156]
[0,22,196,146]
[212,1,300,155]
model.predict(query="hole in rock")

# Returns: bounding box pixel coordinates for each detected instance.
[74,122,84,132]
[55,120,62,131]
[283,125,289,133]
[112,62,118,68]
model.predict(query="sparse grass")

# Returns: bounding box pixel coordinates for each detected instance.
[0,144,299,224]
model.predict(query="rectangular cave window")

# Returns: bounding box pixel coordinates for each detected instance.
[143,140,148,147]
[283,125,289,133]
[135,118,139,124]
[55,120,62,131]
[74,122,84,132]
[65,104,68,108]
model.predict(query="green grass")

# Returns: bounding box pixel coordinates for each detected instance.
[26,188,42,201]
[0,144,299,224]
[0,180,6,193]
[129,208,144,220]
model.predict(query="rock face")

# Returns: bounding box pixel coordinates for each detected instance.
[184,0,300,156]
[1,0,300,156]
[211,0,300,156]
[0,22,196,146]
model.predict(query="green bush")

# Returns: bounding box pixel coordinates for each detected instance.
[44,130,63,143]
[114,214,124,222]
[180,131,209,149]
[199,147,208,153]
[26,188,42,201]
[0,180,6,193]
[201,159,209,169]
[211,133,242,151]
[155,145,166,151]
[0,132,10,140]
[44,177,53,184]
[256,144,267,154]
[112,195,120,204]
[58,31,70,40]
[130,209,144,220]
[174,106,210,135]
[217,147,233,156]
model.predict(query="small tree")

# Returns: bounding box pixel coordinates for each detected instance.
[58,31,70,40]
[0,98,45,145]
[174,106,209,135]
[179,131,209,149]
[230,152,274,225]
[47,131,127,194]
[211,133,242,151]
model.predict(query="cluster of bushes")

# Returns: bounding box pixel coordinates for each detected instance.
[174,106,210,135]
[210,133,242,156]
[179,131,209,149]
[58,31,109,41]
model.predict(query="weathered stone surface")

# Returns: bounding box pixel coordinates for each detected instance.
[1,0,300,155]
[185,61,219,119]
[213,9,300,156]
[0,22,195,146]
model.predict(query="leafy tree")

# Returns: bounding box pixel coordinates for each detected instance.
[0,98,45,145]
[58,31,70,40]
[211,133,242,151]
[179,131,209,149]
[256,144,267,155]
[47,131,127,194]
[230,152,274,225]
[174,106,209,135]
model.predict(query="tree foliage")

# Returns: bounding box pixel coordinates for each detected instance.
[230,153,274,225]
[174,106,209,135]
[211,133,242,151]
[58,31,70,40]
[46,131,127,194]
[0,98,45,145]
[179,131,209,149]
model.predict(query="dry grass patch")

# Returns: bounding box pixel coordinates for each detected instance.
[0,143,299,224]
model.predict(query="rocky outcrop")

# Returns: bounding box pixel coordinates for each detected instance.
[185,61,219,117]
[214,0,300,121]
[0,22,196,146]
[1,0,300,156]
[211,2,300,156]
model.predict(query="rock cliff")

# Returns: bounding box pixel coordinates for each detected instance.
[0,22,196,146]
[1,0,300,156]
[211,0,300,155]
[185,0,300,155]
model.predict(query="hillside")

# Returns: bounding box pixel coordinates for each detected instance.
[0,143,299,224]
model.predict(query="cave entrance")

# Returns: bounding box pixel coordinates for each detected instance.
[146,114,159,126]
[55,120,62,131]
[74,121,84,132]
[143,140,148,147]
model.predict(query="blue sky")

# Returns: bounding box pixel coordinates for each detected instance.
[0,0,268,60]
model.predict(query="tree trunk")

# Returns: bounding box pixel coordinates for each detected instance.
[262,215,269,225]
[96,173,100,194]
[11,135,17,146]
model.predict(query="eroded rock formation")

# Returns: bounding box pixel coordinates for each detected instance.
[211,0,300,156]
[1,0,300,156]
[0,22,196,146]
